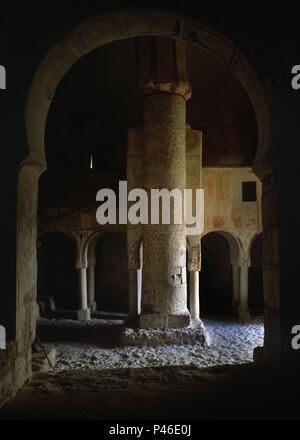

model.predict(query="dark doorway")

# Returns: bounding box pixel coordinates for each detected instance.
[199,232,233,317]
[37,231,78,311]
[95,232,129,314]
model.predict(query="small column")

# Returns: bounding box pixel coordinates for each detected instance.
[137,241,143,315]
[77,267,90,321]
[88,263,96,311]
[238,264,250,319]
[137,266,142,315]
[187,241,201,320]
[189,271,200,320]
[127,239,142,325]
[128,269,138,318]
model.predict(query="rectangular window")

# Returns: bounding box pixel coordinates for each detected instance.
[242,181,257,202]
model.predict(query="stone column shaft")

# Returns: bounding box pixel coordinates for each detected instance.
[88,264,96,310]
[77,267,90,321]
[137,36,191,329]
[129,269,138,317]
[140,94,190,328]
[189,271,200,320]
[238,265,250,319]
[137,266,142,315]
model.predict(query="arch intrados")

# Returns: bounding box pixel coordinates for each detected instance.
[38,229,77,248]
[202,229,241,259]
[24,9,271,179]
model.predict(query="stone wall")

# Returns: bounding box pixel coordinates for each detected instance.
[0,343,31,408]
[203,167,262,250]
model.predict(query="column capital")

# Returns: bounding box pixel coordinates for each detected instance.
[136,36,191,100]
[128,239,142,270]
[87,257,96,267]
[187,242,201,272]
[240,258,251,268]
[76,261,87,270]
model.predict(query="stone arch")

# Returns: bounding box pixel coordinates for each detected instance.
[86,227,127,264]
[38,228,76,244]
[16,8,277,364]
[200,229,242,315]
[249,231,263,256]
[24,10,271,168]
[38,228,89,269]
[202,229,242,264]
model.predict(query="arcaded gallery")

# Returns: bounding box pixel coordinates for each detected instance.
[0,2,300,421]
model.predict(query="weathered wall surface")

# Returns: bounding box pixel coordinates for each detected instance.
[36,164,262,321]
[0,344,31,409]
[203,167,262,251]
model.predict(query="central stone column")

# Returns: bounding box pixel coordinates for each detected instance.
[137,37,191,329]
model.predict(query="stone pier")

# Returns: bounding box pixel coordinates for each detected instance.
[137,37,191,329]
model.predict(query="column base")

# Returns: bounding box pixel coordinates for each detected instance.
[232,299,240,310]
[139,313,191,329]
[238,307,250,320]
[77,308,91,321]
[88,301,97,312]
[121,319,210,347]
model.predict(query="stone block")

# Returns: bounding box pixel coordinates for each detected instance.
[139,313,190,329]
[77,308,91,321]
[238,307,250,320]
[122,319,210,347]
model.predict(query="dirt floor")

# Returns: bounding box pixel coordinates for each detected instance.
[1,316,299,420]
[1,364,300,420]
[38,317,264,370]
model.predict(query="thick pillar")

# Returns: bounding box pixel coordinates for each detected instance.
[87,263,96,311]
[77,267,90,321]
[238,264,250,319]
[189,270,200,320]
[137,37,191,328]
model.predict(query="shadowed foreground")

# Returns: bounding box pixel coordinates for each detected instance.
[1,364,300,420]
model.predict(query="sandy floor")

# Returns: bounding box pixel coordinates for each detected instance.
[3,362,299,420]
[4,317,299,420]
[45,317,264,370]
